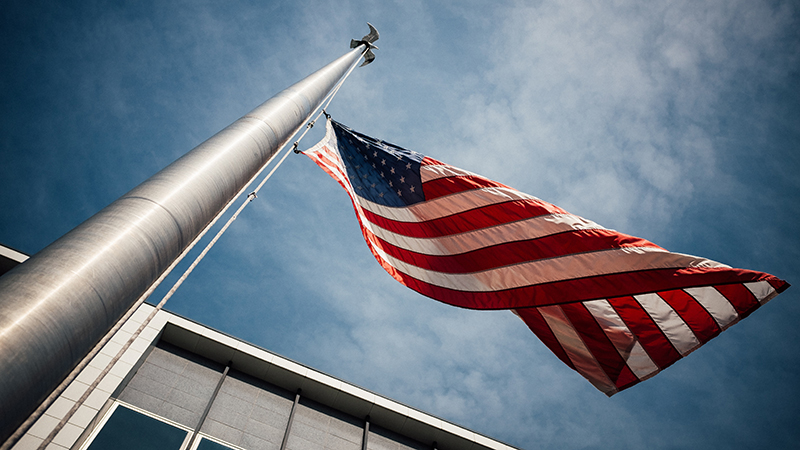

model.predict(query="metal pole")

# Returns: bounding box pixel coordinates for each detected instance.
[0,42,368,443]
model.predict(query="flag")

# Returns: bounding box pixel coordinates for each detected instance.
[303,118,789,395]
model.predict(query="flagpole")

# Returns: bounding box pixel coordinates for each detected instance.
[0,33,374,444]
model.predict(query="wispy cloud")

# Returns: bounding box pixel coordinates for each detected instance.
[1,1,797,449]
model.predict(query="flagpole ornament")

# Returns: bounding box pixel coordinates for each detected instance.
[0,42,368,444]
[303,118,789,396]
[351,22,379,66]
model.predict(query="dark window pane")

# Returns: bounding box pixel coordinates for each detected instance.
[87,405,187,450]
[197,438,235,450]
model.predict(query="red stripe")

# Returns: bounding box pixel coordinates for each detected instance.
[658,290,720,344]
[309,134,792,397]
[421,156,443,165]
[362,199,566,238]
[318,149,570,238]
[307,149,350,190]
[371,228,661,274]
[607,296,681,369]
[305,151,424,293]
[422,175,510,201]
[515,308,575,370]
[770,279,791,293]
[615,365,640,391]
[714,283,760,319]
[560,303,632,388]
[421,156,453,167]
[310,149,789,313]
[390,265,781,310]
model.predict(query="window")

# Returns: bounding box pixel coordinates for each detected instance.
[195,437,237,450]
[85,404,189,450]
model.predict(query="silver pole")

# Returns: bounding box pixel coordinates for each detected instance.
[0,43,367,443]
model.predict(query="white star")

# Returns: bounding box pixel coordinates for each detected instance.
[355,165,360,169]
[381,159,386,165]
[380,172,384,178]
[373,151,378,157]
[409,185,415,193]
[372,163,376,168]
[406,163,412,170]
[363,174,368,178]
[390,168,395,174]
[371,183,376,188]
[378,192,384,197]
[389,181,393,187]
[397,190,402,197]
[399,176,405,183]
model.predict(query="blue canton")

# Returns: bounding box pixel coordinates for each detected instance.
[332,121,425,207]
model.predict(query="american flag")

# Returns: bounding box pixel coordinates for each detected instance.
[303,119,789,395]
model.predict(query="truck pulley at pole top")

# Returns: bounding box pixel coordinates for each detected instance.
[0,25,379,445]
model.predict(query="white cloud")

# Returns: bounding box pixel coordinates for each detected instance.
[421,0,795,242]
[2,1,797,448]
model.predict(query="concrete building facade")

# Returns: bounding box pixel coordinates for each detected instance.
[3,242,518,450]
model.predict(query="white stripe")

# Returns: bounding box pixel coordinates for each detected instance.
[370,213,606,255]
[359,186,543,223]
[420,164,479,182]
[313,155,352,196]
[539,305,616,395]
[310,132,540,225]
[635,293,700,356]
[309,147,349,187]
[683,286,739,330]
[314,137,573,228]
[584,300,659,379]
[744,281,777,305]
[311,148,579,264]
[316,141,545,224]
[373,244,726,292]
[316,152,347,183]
[306,119,339,152]
[310,134,730,295]
[307,156,644,291]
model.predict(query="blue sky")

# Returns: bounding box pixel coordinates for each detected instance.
[1,1,798,448]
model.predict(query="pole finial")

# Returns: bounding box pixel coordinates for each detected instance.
[350,22,379,66]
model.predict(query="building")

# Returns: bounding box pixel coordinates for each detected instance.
[1,244,519,450]
[0,245,27,276]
